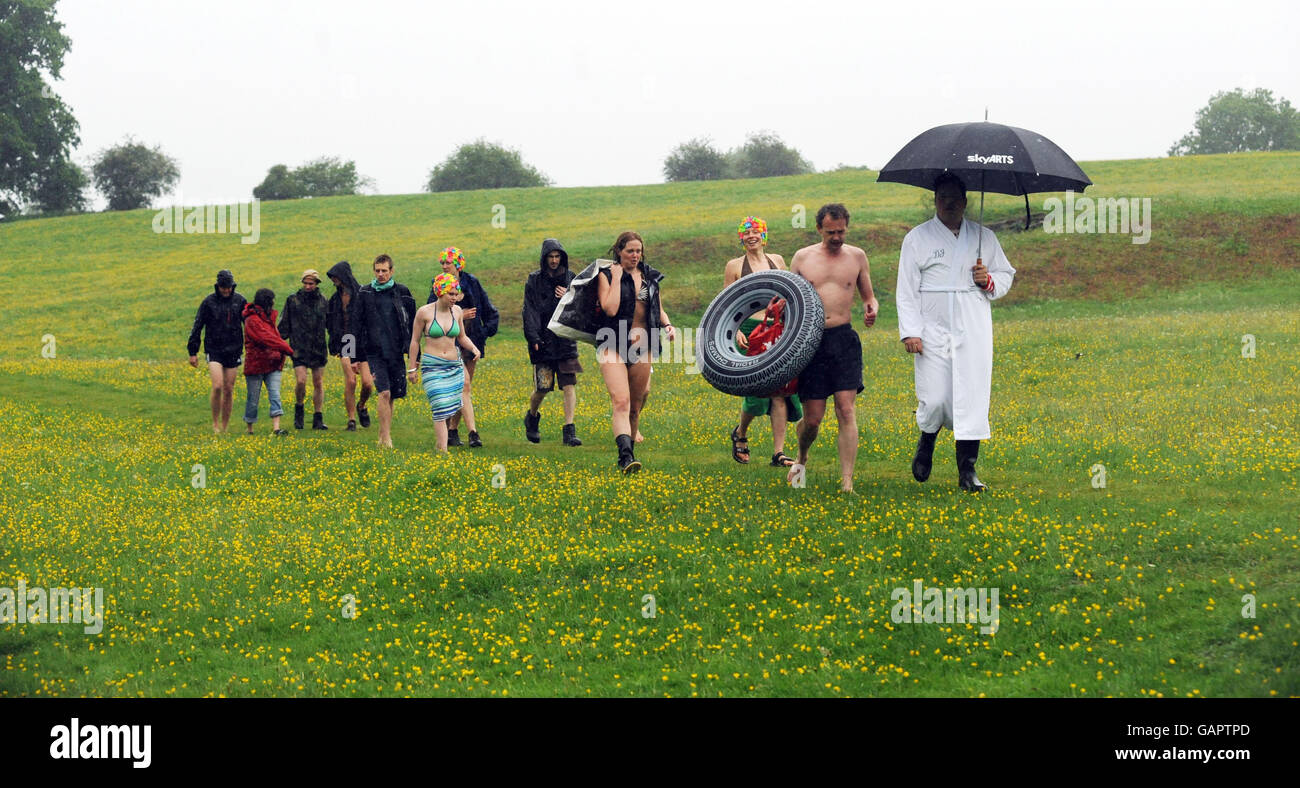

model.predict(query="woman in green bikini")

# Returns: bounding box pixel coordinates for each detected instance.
[722,215,801,467]
[408,273,481,452]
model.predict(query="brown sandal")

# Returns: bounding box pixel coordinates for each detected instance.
[730,426,750,464]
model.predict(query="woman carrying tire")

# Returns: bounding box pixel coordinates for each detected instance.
[409,273,481,453]
[722,216,801,467]
[596,231,675,473]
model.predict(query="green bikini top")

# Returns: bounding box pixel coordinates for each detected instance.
[427,304,461,339]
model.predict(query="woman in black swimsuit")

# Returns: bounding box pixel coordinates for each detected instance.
[595,231,676,473]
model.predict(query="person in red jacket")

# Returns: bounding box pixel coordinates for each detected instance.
[242,288,296,435]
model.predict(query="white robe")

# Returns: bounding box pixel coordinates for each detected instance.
[896,216,1015,440]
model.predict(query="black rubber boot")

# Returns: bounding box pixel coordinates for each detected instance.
[468,430,482,448]
[524,411,541,443]
[956,439,987,492]
[615,434,640,474]
[357,406,371,428]
[346,419,357,432]
[312,412,328,430]
[912,430,939,482]
[563,423,582,447]
[446,428,462,447]
[293,404,305,430]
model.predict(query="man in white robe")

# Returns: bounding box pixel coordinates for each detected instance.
[896,173,1016,491]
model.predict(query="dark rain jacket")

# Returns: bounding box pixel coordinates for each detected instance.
[357,280,417,363]
[522,239,579,365]
[187,281,248,357]
[278,286,328,366]
[325,261,366,361]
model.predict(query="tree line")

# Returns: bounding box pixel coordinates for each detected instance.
[3,4,1296,217]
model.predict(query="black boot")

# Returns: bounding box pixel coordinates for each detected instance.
[312,412,328,430]
[357,406,371,428]
[446,428,462,447]
[293,404,305,430]
[956,439,987,492]
[615,434,640,474]
[524,411,541,443]
[468,430,482,448]
[912,430,939,482]
[563,423,582,447]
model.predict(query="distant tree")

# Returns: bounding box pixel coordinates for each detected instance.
[426,139,551,192]
[253,157,369,200]
[0,0,84,215]
[827,163,872,172]
[730,132,814,178]
[252,164,299,200]
[1168,88,1299,156]
[32,160,89,214]
[663,137,729,182]
[91,138,180,211]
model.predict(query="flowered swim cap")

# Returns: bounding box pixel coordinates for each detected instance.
[737,216,768,246]
[432,272,460,297]
[438,246,466,271]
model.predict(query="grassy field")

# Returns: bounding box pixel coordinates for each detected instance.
[0,153,1297,696]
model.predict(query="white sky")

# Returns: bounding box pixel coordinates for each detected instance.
[51,0,1300,205]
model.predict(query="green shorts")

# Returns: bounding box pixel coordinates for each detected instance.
[736,317,802,422]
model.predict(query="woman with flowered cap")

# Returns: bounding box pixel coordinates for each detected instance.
[722,216,801,467]
[409,273,481,452]
[428,247,498,448]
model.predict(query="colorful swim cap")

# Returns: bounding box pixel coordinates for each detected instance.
[432,272,460,297]
[438,246,466,271]
[737,216,768,246]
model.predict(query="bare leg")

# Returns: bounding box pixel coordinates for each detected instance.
[832,389,858,492]
[294,365,308,405]
[599,353,632,436]
[460,357,477,433]
[220,367,238,432]
[357,362,374,410]
[312,367,325,413]
[434,419,449,452]
[208,362,225,432]
[561,384,577,424]
[627,361,651,441]
[377,390,393,447]
[791,398,826,483]
[528,388,546,414]
[770,396,789,457]
[341,357,358,420]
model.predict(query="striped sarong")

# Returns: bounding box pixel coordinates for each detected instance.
[420,353,464,422]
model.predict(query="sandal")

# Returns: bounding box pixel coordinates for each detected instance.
[770,451,795,467]
[730,426,750,464]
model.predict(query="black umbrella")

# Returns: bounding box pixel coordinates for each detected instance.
[877,121,1092,257]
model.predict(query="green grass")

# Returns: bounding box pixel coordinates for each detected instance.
[0,152,1297,696]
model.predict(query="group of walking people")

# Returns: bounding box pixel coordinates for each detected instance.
[187,174,1015,490]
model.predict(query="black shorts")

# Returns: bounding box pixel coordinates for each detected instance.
[371,356,408,399]
[798,324,864,401]
[206,351,242,369]
[292,352,328,369]
[534,358,582,391]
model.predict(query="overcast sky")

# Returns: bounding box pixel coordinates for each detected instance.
[52,0,1300,205]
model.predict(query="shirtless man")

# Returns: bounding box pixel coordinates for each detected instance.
[787,203,879,492]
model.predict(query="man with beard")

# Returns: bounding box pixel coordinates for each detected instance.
[522,238,583,446]
[787,204,879,493]
[280,269,330,430]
